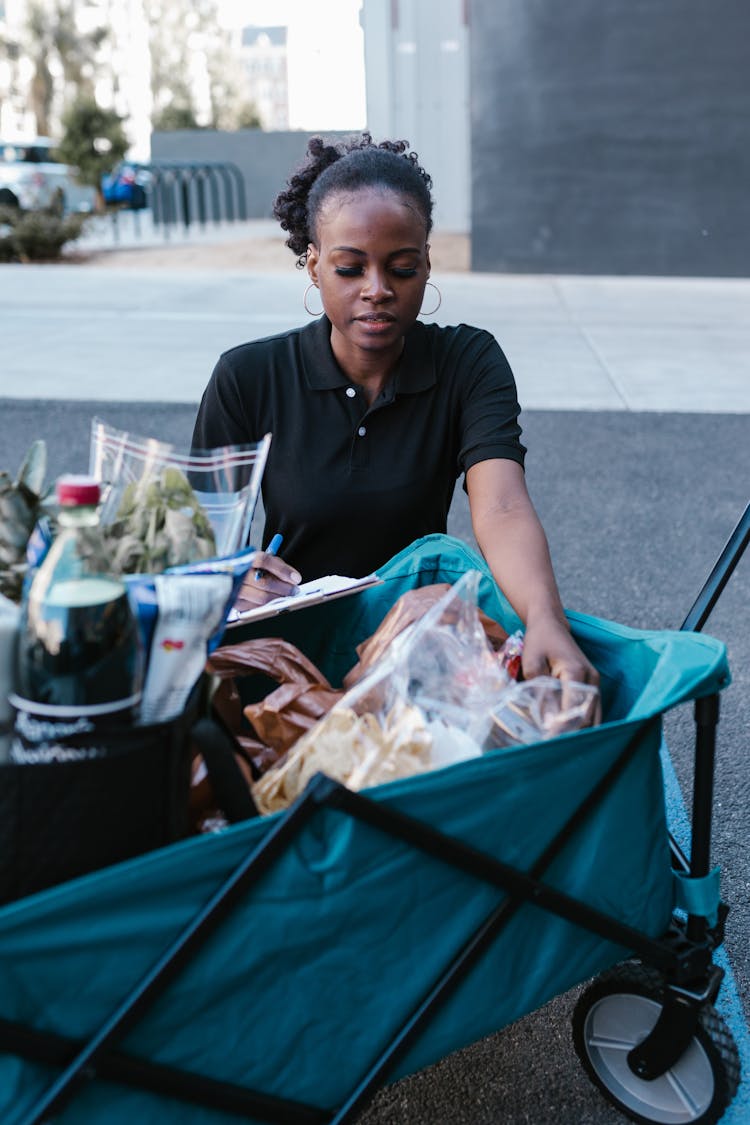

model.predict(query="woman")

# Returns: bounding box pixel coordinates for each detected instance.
[193,134,597,687]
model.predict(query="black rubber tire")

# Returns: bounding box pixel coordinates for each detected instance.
[572,962,740,1124]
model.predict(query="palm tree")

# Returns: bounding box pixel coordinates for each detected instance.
[26,3,54,136]
[51,3,107,95]
[25,1,107,138]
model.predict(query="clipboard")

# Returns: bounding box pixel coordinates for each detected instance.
[225,573,382,627]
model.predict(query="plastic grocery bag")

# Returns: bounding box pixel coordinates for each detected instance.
[487,677,600,749]
[89,417,271,559]
[251,571,601,815]
[343,582,511,689]
[252,572,514,814]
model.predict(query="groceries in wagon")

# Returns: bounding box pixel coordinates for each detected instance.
[204,580,517,776]
[226,571,600,816]
[253,700,433,816]
[0,593,20,762]
[98,466,218,575]
[0,439,49,605]
[489,677,599,748]
[208,637,346,773]
[10,475,145,762]
[90,417,270,560]
[3,421,267,764]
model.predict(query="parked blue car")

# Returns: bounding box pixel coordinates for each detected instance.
[101,162,151,209]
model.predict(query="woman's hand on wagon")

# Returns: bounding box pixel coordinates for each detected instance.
[234,552,302,610]
[521,613,601,724]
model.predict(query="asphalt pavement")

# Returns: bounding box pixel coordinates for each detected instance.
[0,247,749,1124]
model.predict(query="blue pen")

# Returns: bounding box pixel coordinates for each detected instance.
[255,532,284,581]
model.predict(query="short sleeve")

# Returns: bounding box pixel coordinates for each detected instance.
[455,329,526,474]
[192,354,254,451]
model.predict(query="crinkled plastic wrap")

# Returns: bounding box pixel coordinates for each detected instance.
[343,582,510,688]
[487,676,600,749]
[89,418,271,560]
[251,571,600,815]
[251,700,434,815]
[252,572,512,814]
[125,547,257,666]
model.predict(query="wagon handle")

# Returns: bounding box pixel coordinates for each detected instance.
[680,502,750,633]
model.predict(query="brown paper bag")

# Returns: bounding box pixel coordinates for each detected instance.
[207,638,344,772]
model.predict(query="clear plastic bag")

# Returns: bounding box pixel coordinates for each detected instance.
[486,677,599,749]
[343,583,510,689]
[89,418,271,559]
[380,569,514,745]
[251,572,601,814]
[251,571,512,814]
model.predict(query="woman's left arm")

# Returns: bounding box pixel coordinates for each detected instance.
[466,458,599,688]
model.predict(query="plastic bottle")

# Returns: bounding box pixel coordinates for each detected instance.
[11,476,143,757]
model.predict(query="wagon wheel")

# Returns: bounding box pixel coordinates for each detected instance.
[572,962,740,1125]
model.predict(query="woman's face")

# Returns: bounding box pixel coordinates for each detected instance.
[306,186,430,370]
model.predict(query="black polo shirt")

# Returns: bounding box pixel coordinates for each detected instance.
[192,317,525,580]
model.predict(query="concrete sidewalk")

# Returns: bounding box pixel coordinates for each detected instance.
[1,259,749,412]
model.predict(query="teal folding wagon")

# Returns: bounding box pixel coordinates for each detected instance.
[0,527,745,1125]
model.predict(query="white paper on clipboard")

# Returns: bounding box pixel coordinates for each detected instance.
[225,573,382,627]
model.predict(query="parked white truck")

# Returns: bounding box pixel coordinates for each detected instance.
[0,137,97,213]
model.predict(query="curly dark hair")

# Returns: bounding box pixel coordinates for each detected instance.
[272,132,434,267]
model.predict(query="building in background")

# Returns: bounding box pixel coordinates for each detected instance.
[237,26,288,131]
[361,0,470,234]
[0,1,364,155]
[469,0,750,275]
[361,0,749,274]
[5,0,746,275]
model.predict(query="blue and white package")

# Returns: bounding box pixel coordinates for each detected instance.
[125,547,257,668]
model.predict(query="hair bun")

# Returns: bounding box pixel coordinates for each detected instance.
[272,132,434,268]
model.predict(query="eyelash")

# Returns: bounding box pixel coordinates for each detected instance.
[334,267,418,278]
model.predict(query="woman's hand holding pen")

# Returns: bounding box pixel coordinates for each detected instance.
[235,534,302,609]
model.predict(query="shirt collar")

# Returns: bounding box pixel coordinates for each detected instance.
[300,317,436,395]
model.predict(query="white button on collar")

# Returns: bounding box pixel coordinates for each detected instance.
[346,387,356,398]
[358,425,367,437]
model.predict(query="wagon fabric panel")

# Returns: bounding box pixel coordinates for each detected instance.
[0,535,729,1124]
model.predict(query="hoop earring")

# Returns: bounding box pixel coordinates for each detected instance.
[303,282,323,317]
[419,280,442,317]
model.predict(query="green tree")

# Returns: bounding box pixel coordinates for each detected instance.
[151,103,201,132]
[56,98,128,208]
[0,202,86,263]
[235,102,262,130]
[145,0,261,133]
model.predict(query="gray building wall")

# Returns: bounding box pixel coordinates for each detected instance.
[150,129,355,219]
[470,1,750,275]
[362,0,471,233]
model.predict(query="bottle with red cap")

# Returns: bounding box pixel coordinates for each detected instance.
[11,475,143,756]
